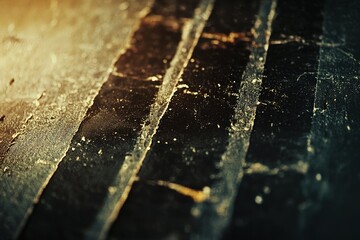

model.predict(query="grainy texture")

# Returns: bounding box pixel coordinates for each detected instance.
[224,0,325,239]
[1,0,360,239]
[191,1,277,239]
[21,0,200,238]
[0,1,152,239]
[299,0,360,239]
[109,0,266,239]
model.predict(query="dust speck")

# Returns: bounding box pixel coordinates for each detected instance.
[263,186,271,194]
[255,195,263,205]
[315,173,322,181]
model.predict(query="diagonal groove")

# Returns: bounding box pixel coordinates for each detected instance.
[0,2,154,239]
[87,0,215,239]
[14,5,154,240]
[190,0,277,239]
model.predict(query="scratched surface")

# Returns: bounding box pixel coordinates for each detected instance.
[1,0,360,239]
[0,0,152,239]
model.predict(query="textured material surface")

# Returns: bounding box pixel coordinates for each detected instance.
[0,0,152,238]
[1,0,360,239]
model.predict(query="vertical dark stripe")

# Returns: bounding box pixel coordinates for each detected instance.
[299,0,360,239]
[223,0,325,239]
[20,1,199,239]
[247,0,323,166]
[89,0,214,238]
[108,1,261,239]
